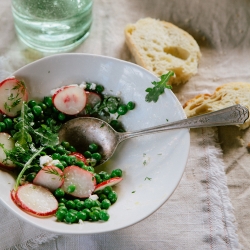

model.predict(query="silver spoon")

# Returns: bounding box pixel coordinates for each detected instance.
[59,104,249,166]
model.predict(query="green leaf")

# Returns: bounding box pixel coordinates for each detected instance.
[145,71,174,103]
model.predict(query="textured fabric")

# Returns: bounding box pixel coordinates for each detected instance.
[33,128,239,250]
[0,0,250,249]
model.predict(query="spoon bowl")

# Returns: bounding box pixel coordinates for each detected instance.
[59,104,249,166]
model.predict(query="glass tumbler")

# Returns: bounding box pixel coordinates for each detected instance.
[11,0,93,53]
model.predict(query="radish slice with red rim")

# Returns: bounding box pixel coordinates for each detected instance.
[33,166,64,191]
[94,177,123,192]
[62,166,96,198]
[0,77,28,117]
[0,133,16,169]
[52,85,87,115]
[15,184,58,217]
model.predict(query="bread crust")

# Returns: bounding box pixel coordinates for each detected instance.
[124,18,201,85]
[183,82,250,129]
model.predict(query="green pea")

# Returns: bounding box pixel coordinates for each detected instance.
[82,208,91,219]
[67,184,76,193]
[126,101,135,110]
[108,191,118,204]
[109,120,120,129]
[99,210,110,221]
[64,211,78,224]
[58,203,66,208]
[66,155,76,165]
[38,103,47,110]
[111,169,123,178]
[75,201,85,211]
[95,85,104,93]
[3,118,13,129]
[59,197,67,204]
[0,122,6,132]
[92,200,101,207]
[68,209,78,215]
[54,188,65,198]
[99,171,110,181]
[102,186,113,195]
[66,200,76,209]
[51,153,61,160]
[117,104,128,115]
[58,112,66,121]
[98,194,107,202]
[89,143,98,153]
[69,146,76,152]
[94,174,102,184]
[25,172,36,182]
[87,166,95,173]
[61,141,70,149]
[91,206,101,212]
[52,107,59,113]
[84,198,94,209]
[75,161,85,168]
[56,209,67,221]
[77,211,87,221]
[56,145,66,154]
[28,100,37,108]
[32,105,42,116]
[84,151,92,158]
[60,160,67,168]
[101,199,111,209]
[89,210,100,221]
[55,163,64,171]
[43,97,53,107]
[92,153,101,162]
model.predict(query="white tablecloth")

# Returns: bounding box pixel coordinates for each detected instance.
[1,0,250,249]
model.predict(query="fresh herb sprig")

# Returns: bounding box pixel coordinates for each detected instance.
[3,101,60,189]
[145,71,174,103]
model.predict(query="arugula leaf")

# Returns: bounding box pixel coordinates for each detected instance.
[12,103,33,149]
[145,71,174,103]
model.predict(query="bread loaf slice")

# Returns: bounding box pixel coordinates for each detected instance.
[124,18,201,85]
[183,82,250,129]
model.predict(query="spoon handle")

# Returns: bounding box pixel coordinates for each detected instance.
[119,104,249,141]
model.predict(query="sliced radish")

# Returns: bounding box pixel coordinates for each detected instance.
[0,77,28,117]
[0,133,16,169]
[15,183,58,217]
[52,85,87,115]
[86,91,102,107]
[77,91,102,116]
[62,166,96,198]
[33,166,64,191]
[94,177,123,192]
[69,152,88,165]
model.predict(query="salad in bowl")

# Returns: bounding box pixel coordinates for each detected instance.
[0,54,189,234]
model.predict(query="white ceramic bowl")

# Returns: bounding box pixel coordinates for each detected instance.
[0,54,190,234]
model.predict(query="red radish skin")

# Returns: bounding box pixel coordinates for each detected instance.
[69,152,88,165]
[62,166,96,198]
[52,85,87,115]
[15,184,58,217]
[10,189,21,206]
[0,133,16,169]
[33,166,64,191]
[0,77,28,117]
[94,177,123,192]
